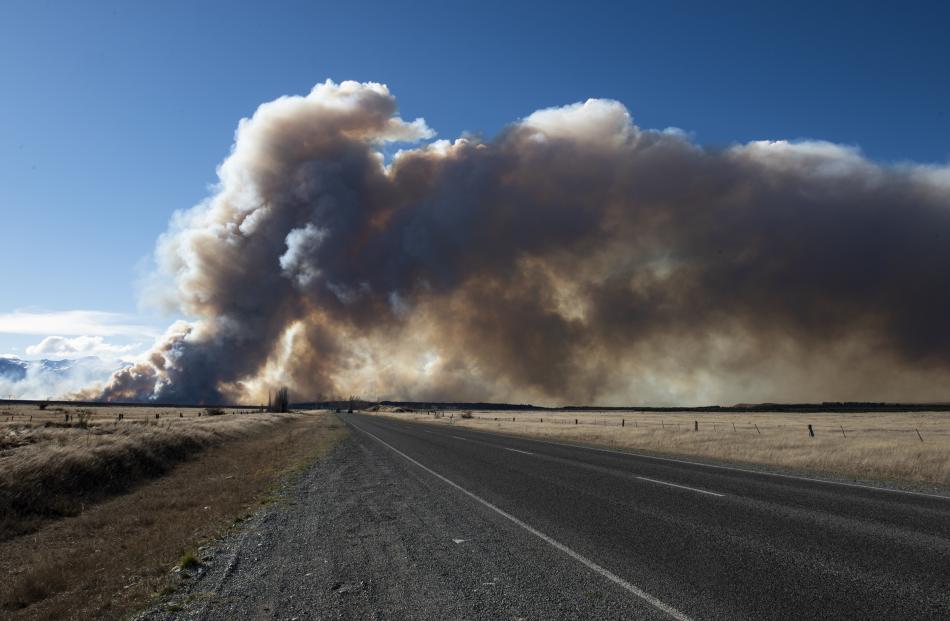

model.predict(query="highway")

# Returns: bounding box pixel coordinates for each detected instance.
[340,412,950,620]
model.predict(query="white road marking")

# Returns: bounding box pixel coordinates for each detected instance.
[635,476,724,497]
[350,422,691,621]
[532,439,950,500]
[411,420,950,501]
[503,447,534,455]
[402,423,718,496]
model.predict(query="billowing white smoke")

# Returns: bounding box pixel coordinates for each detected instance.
[90,80,950,406]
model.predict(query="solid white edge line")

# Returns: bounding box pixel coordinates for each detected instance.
[636,476,724,497]
[390,417,949,501]
[349,420,691,621]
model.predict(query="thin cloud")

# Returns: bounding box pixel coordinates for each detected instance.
[25,335,143,359]
[0,310,159,338]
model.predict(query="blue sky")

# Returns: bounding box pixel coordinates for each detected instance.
[1,0,948,357]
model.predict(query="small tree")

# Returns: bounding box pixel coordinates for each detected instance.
[75,409,93,427]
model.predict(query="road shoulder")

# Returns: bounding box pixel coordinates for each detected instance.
[0,412,345,621]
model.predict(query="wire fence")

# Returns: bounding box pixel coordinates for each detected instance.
[411,410,949,441]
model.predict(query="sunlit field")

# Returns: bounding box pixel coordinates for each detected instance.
[376,408,950,489]
[0,403,291,540]
[0,404,344,619]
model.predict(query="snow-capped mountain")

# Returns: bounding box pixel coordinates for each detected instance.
[0,356,129,399]
[0,357,28,382]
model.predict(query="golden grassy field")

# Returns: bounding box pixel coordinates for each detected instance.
[0,405,346,620]
[0,403,280,540]
[376,408,950,488]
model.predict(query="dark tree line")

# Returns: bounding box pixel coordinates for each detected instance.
[268,387,290,413]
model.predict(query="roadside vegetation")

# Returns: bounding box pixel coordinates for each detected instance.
[376,408,950,489]
[0,405,346,620]
[1,405,273,540]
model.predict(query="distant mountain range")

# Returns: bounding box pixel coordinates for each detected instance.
[0,355,129,399]
[0,356,115,379]
[0,356,28,381]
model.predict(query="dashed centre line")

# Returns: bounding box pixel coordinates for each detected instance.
[349,421,692,621]
[635,476,724,497]
[504,447,534,455]
[421,424,723,498]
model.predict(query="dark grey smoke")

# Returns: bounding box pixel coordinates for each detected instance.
[91,80,950,405]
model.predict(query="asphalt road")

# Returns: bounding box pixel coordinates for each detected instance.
[337,413,950,620]
[145,412,950,620]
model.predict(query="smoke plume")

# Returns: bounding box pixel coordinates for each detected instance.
[94,80,950,405]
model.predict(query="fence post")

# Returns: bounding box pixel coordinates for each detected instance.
[575,418,578,425]
[754,423,760,434]
[622,419,624,427]
[732,422,736,432]
[916,428,924,442]
[808,424,815,437]
[839,425,846,438]
[694,420,698,432]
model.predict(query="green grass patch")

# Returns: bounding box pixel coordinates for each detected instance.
[178,549,200,570]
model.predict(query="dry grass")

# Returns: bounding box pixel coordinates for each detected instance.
[0,404,278,540]
[377,409,950,488]
[0,409,346,620]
